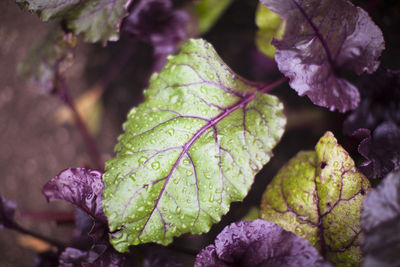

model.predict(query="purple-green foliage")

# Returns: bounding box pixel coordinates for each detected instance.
[4,0,400,266]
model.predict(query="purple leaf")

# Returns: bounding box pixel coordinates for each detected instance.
[43,168,108,245]
[195,219,331,267]
[260,0,385,112]
[59,246,126,267]
[344,67,400,134]
[0,195,17,229]
[122,0,190,56]
[353,122,400,179]
[362,170,400,266]
[83,247,126,267]
[43,168,106,222]
[59,247,99,267]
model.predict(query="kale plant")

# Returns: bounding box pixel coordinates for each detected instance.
[2,0,400,266]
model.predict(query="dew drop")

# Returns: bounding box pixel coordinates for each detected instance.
[138,206,145,212]
[167,128,175,136]
[138,156,147,165]
[176,207,181,214]
[186,170,193,176]
[333,161,339,168]
[295,226,304,235]
[151,161,160,170]
[183,158,190,165]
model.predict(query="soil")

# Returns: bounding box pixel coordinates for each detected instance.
[0,2,122,266]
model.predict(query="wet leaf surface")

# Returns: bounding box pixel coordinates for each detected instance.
[43,168,108,245]
[260,0,385,112]
[195,219,331,267]
[103,38,286,252]
[260,132,371,266]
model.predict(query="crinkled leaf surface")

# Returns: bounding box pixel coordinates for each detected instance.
[362,170,400,267]
[0,195,17,229]
[16,0,130,43]
[343,68,400,178]
[43,168,108,244]
[195,0,233,34]
[353,123,400,179]
[103,38,286,252]
[195,219,331,267]
[260,132,371,266]
[255,3,284,58]
[260,0,385,112]
[18,28,76,94]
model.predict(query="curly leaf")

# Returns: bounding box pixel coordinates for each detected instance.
[260,132,371,266]
[43,168,108,245]
[18,28,76,94]
[103,38,286,252]
[16,0,130,43]
[195,219,331,267]
[353,123,400,179]
[362,170,400,267]
[255,3,285,58]
[260,0,385,112]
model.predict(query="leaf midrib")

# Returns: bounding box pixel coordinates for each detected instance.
[134,91,256,241]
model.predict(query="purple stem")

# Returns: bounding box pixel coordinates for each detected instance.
[18,210,75,223]
[99,38,137,91]
[56,74,104,171]
[258,76,288,93]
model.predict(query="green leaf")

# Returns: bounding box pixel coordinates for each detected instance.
[103,38,286,252]
[18,27,76,94]
[259,132,371,266]
[16,0,130,43]
[255,3,285,58]
[195,0,233,34]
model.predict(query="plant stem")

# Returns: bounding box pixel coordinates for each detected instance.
[12,223,65,249]
[56,74,104,171]
[258,76,288,94]
[18,210,75,223]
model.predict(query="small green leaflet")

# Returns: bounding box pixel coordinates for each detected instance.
[16,0,130,43]
[103,39,286,252]
[195,0,233,34]
[255,3,285,58]
[260,132,371,266]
